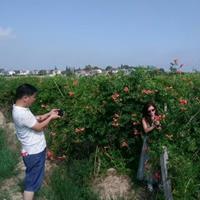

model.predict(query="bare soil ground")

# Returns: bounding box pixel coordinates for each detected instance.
[92,168,150,200]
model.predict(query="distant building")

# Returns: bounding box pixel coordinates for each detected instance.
[7,70,16,76]
[49,68,62,76]
[31,70,39,75]
[75,69,90,77]
[18,70,30,75]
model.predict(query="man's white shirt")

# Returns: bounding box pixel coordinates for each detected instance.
[12,105,46,155]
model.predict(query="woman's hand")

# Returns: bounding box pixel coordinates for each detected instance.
[152,119,162,131]
[156,125,162,131]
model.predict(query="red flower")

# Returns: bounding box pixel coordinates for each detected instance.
[111,92,120,101]
[75,127,85,134]
[47,150,54,160]
[179,99,188,105]
[154,114,165,122]
[123,86,129,93]
[69,91,74,97]
[142,89,155,95]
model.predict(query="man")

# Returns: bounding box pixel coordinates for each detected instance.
[12,83,60,200]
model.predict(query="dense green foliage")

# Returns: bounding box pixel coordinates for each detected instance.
[36,159,98,200]
[0,128,18,183]
[0,69,200,199]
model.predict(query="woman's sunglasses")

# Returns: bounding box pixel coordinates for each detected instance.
[148,108,155,113]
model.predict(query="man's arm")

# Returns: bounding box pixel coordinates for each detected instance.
[32,112,60,132]
[36,109,59,122]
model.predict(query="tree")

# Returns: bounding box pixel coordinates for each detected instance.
[38,70,47,75]
[106,66,113,71]
[84,65,92,71]
[64,66,74,76]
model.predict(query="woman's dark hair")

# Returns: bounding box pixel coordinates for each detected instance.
[142,101,159,124]
[15,83,38,100]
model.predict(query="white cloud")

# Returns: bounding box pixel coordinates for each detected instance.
[0,26,15,39]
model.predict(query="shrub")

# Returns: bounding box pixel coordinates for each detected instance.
[0,70,200,199]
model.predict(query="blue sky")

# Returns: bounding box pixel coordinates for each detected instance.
[0,0,200,71]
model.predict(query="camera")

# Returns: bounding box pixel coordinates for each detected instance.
[58,109,64,117]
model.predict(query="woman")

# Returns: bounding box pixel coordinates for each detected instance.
[137,101,161,192]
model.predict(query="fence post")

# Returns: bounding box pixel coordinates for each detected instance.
[160,146,173,200]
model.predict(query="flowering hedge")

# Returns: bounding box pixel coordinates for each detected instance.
[0,69,200,199]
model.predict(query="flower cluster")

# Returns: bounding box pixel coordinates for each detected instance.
[154,114,165,122]
[123,86,129,93]
[47,149,66,161]
[69,91,74,97]
[142,89,155,95]
[111,92,120,102]
[75,127,85,134]
[179,99,188,105]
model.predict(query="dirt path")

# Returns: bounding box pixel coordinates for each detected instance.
[93,168,150,200]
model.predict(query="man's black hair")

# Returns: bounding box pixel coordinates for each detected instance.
[15,83,38,100]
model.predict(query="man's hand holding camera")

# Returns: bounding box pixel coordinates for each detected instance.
[57,109,64,117]
[49,109,64,119]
